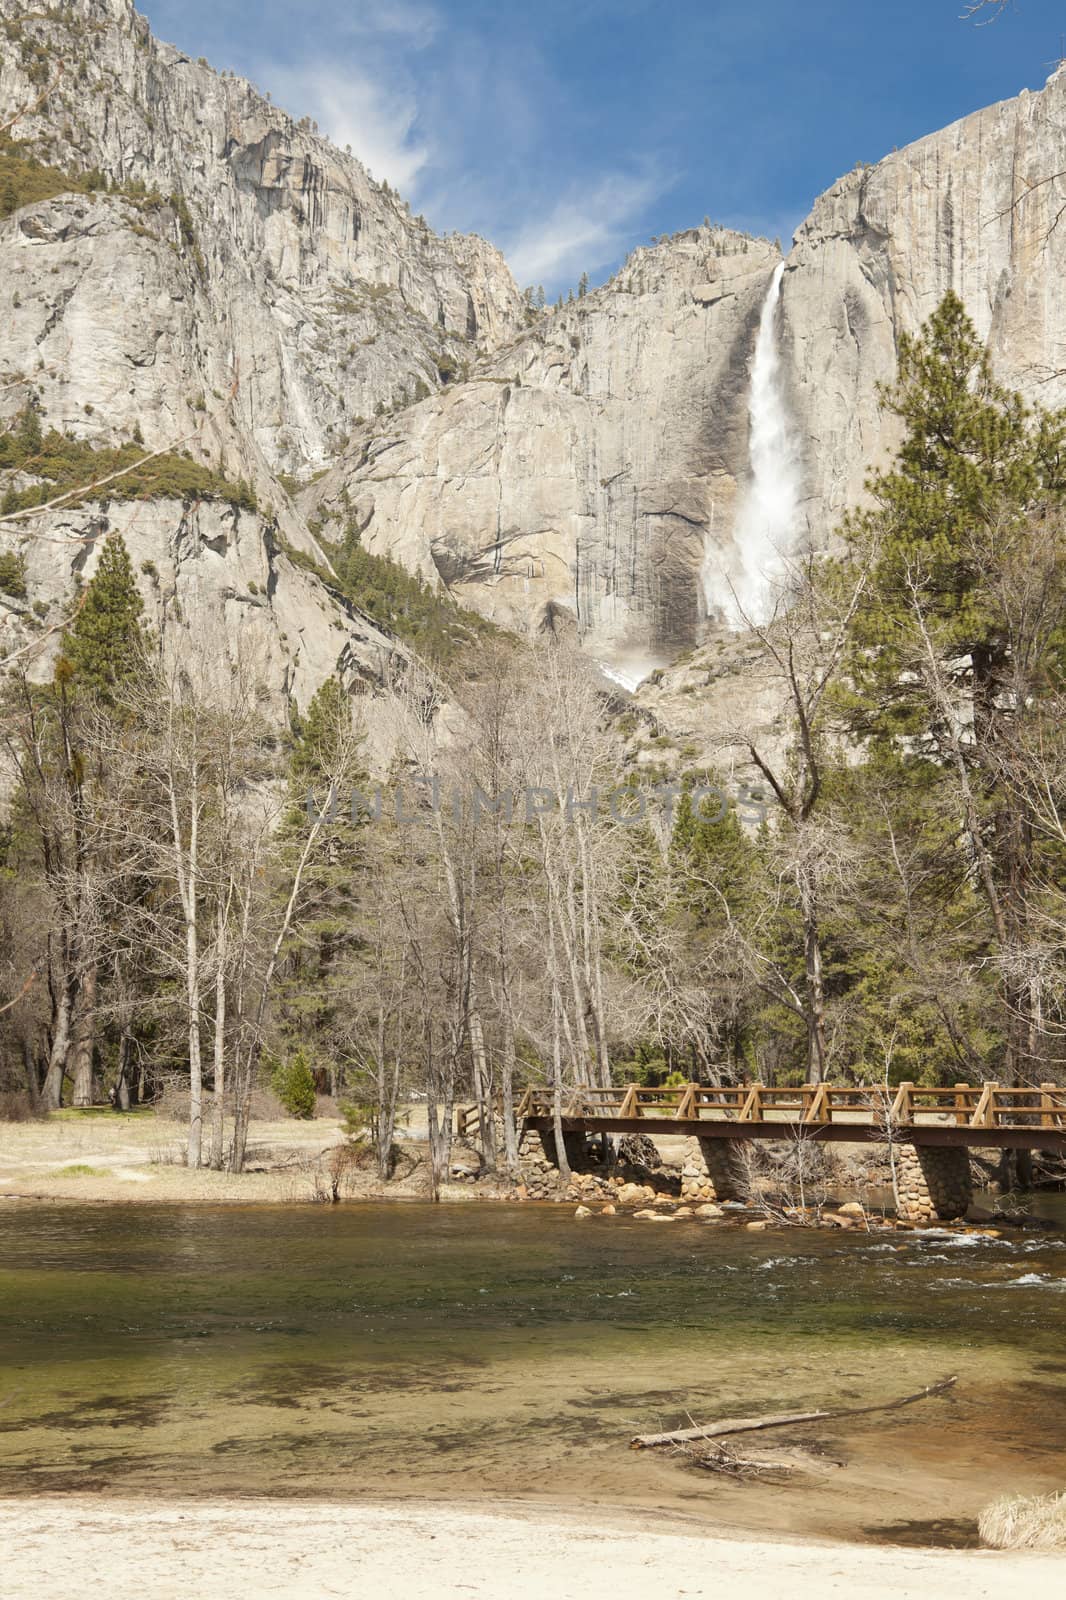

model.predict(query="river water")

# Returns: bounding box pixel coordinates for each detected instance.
[1,1202,1065,1544]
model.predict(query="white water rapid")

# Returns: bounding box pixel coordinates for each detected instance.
[704,261,802,628]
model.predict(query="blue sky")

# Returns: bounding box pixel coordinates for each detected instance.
[138,0,1066,292]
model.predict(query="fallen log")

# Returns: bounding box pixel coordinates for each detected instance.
[630,1374,957,1449]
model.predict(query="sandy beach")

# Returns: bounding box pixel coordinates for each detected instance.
[2,1497,1063,1600]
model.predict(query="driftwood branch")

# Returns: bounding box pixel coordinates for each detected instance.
[630,1374,958,1449]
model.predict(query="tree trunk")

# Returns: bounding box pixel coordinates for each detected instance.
[114,1033,132,1112]
[41,970,73,1111]
[185,905,202,1168]
[210,889,229,1170]
[21,1037,39,1109]
[469,1005,497,1173]
[797,864,827,1084]
[500,1007,519,1177]
[70,960,97,1107]
[229,1044,253,1175]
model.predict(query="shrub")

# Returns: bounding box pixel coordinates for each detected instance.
[278,518,501,669]
[979,1491,1066,1550]
[0,550,27,598]
[0,1088,39,1121]
[272,1049,317,1120]
[0,409,257,514]
[340,1096,376,1140]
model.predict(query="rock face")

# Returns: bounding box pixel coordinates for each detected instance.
[5,0,1066,708]
[0,0,522,709]
[3,497,397,721]
[784,66,1066,540]
[309,232,780,674]
[0,0,525,476]
[309,70,1066,673]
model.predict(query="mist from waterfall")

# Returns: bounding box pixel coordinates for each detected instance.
[705,261,802,628]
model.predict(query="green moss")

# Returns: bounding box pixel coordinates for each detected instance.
[0,138,206,277]
[0,131,100,217]
[279,516,498,668]
[0,409,257,514]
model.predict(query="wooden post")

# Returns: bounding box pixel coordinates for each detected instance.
[804,1083,828,1124]
[971,1082,995,1127]
[1041,1082,1057,1130]
[893,1082,914,1126]
[618,1083,639,1119]
[676,1083,696,1120]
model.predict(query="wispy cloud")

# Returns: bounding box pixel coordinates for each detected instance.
[337,0,441,48]
[262,65,429,192]
[504,171,667,286]
[244,3,666,290]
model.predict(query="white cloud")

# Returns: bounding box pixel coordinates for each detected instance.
[264,65,429,192]
[504,171,665,286]
[338,0,441,48]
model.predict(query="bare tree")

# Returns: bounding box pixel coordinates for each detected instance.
[728,552,870,1082]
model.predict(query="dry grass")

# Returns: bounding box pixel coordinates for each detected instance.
[979,1490,1066,1550]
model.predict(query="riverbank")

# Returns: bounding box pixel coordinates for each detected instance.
[0,1109,352,1204]
[2,1497,1062,1599]
[0,1110,1055,1232]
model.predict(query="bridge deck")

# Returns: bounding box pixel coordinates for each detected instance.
[504,1082,1066,1151]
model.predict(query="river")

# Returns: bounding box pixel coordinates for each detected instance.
[1,1201,1065,1545]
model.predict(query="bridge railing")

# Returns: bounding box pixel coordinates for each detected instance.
[510,1080,1066,1132]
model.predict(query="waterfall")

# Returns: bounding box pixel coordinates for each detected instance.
[705,262,802,628]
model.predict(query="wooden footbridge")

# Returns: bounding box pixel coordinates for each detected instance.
[504,1081,1066,1150]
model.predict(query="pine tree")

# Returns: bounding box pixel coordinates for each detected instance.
[846,292,1066,1086]
[668,786,754,928]
[848,292,1066,704]
[17,403,42,455]
[578,271,589,298]
[277,677,367,1083]
[60,533,145,702]
[667,784,760,1077]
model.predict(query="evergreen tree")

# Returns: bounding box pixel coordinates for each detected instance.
[846,292,1066,1085]
[848,292,1066,713]
[578,271,589,298]
[668,786,754,928]
[278,677,367,1087]
[668,784,760,1077]
[60,533,145,702]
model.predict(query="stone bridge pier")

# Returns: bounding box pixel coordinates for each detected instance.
[536,1127,594,1172]
[680,1137,748,1205]
[895,1144,973,1224]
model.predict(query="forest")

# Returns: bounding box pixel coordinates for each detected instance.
[2,293,1066,1188]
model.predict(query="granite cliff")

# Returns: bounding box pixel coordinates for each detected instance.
[3,0,1066,717]
[0,0,522,708]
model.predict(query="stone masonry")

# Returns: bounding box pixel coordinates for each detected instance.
[894,1144,973,1224]
[680,1136,748,1205]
